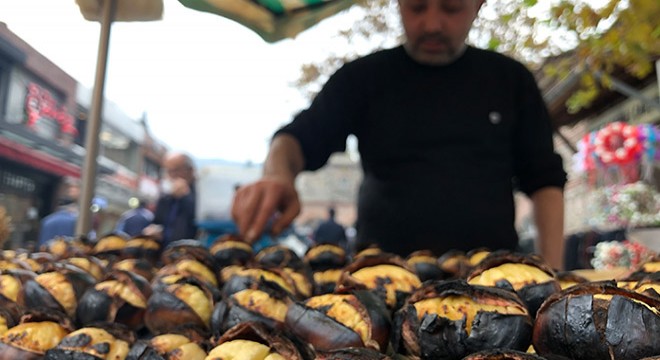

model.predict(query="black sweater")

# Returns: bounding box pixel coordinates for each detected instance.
[278,45,566,257]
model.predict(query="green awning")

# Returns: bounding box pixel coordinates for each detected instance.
[177,0,356,43]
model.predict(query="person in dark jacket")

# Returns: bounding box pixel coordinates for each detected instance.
[144,152,198,247]
[38,197,78,247]
[115,199,154,237]
[313,207,347,249]
[231,0,566,269]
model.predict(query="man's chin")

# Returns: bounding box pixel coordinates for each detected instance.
[405,43,465,66]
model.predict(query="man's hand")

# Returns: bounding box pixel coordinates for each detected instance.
[171,177,191,199]
[231,177,301,244]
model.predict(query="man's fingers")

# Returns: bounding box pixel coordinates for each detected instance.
[233,188,262,241]
[271,198,300,235]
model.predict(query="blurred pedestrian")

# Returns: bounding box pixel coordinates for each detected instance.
[313,207,347,249]
[38,196,78,247]
[143,152,198,247]
[115,198,154,237]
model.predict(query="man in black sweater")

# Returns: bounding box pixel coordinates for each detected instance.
[231,0,566,269]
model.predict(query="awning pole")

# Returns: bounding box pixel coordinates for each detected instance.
[76,0,116,237]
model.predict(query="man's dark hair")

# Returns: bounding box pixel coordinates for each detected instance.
[328,207,336,219]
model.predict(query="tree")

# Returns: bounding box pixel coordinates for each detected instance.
[295,0,660,113]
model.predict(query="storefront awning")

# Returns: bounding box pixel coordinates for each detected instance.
[0,136,81,178]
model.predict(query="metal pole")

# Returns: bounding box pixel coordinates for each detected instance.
[76,0,116,237]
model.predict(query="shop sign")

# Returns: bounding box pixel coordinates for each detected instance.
[0,168,36,195]
[24,82,77,136]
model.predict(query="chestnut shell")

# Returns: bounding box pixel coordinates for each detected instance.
[392,280,533,360]
[533,281,660,360]
[462,349,547,359]
[211,322,307,360]
[285,289,391,352]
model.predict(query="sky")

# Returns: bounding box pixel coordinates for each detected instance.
[0,0,365,163]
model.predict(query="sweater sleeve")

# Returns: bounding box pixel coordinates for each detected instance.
[275,63,362,171]
[513,65,567,196]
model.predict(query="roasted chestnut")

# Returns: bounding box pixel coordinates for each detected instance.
[93,233,129,260]
[437,250,471,279]
[155,258,219,289]
[467,251,560,317]
[392,280,533,359]
[0,307,16,335]
[144,276,214,335]
[555,271,589,290]
[160,240,216,273]
[209,234,253,268]
[0,309,74,360]
[64,256,106,282]
[338,254,421,309]
[315,347,394,359]
[76,270,152,330]
[304,244,348,271]
[113,258,156,282]
[255,245,305,271]
[467,248,491,267]
[221,267,298,299]
[285,290,391,352]
[407,250,449,282]
[212,280,292,334]
[313,269,343,295]
[533,281,660,360]
[462,349,547,359]
[126,333,207,360]
[207,322,306,360]
[45,323,135,360]
[123,237,161,264]
[23,264,96,318]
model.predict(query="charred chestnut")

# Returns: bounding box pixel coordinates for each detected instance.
[462,349,547,359]
[467,248,491,267]
[407,250,449,282]
[255,245,305,271]
[160,240,216,273]
[212,280,292,333]
[467,251,560,317]
[304,244,348,271]
[45,323,134,360]
[23,265,96,318]
[76,270,152,330]
[126,333,207,360]
[285,290,391,352]
[154,258,218,289]
[123,237,161,264]
[313,268,343,295]
[437,250,471,279]
[207,322,306,360]
[93,233,129,260]
[392,280,532,360]
[221,267,298,299]
[0,309,74,360]
[64,256,106,282]
[555,271,588,290]
[145,276,214,335]
[209,234,253,268]
[113,258,155,282]
[315,347,393,359]
[533,281,660,360]
[338,254,422,309]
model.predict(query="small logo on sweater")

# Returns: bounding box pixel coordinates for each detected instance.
[489,111,502,124]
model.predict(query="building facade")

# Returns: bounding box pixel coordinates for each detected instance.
[0,23,167,248]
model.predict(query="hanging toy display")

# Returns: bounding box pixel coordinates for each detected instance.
[576,122,660,186]
[593,122,642,166]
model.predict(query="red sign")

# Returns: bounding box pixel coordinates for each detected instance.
[25,83,77,135]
